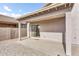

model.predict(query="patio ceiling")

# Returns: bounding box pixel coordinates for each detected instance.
[20,12,65,23]
[17,3,73,21]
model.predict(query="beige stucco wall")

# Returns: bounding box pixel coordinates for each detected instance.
[39,17,65,32]
[31,17,65,42]
[64,4,79,55]
[67,4,79,45]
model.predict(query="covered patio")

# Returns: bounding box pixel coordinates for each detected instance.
[17,3,74,56]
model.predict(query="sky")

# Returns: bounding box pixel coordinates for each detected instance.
[0,3,45,18]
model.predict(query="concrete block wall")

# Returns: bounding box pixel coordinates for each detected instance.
[0,28,27,41]
[21,28,27,37]
[0,28,11,41]
[10,28,18,39]
[11,28,27,39]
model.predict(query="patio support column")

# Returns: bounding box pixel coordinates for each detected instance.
[27,22,30,38]
[65,12,72,56]
[18,22,21,40]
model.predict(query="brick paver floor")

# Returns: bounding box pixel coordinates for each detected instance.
[3,39,79,56]
[0,39,47,56]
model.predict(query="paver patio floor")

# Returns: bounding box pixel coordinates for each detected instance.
[0,39,79,56]
[0,39,47,56]
[0,39,66,56]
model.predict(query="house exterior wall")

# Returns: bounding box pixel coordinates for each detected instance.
[0,15,18,24]
[65,12,72,55]
[63,4,79,55]
[0,15,18,28]
[31,17,65,42]
[69,4,79,45]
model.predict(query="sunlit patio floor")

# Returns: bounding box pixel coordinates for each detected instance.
[0,38,79,56]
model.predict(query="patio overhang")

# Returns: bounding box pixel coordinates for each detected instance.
[20,13,65,23]
[17,3,73,22]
